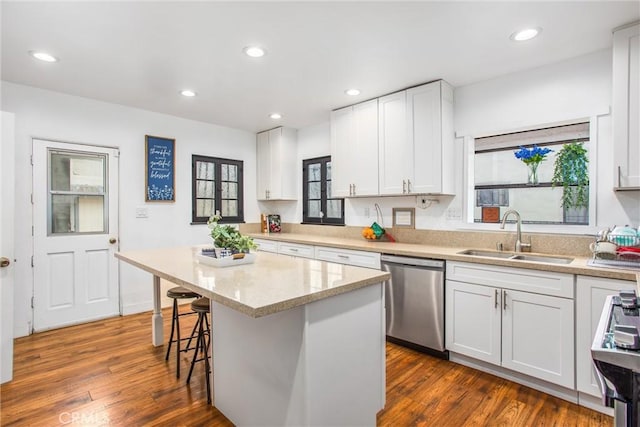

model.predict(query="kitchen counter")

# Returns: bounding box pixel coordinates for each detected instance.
[116,246,389,318]
[115,246,388,426]
[249,232,639,281]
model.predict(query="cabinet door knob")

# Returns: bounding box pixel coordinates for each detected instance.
[109,238,117,244]
[0,257,10,268]
[495,289,499,309]
[503,290,507,310]
[407,179,412,193]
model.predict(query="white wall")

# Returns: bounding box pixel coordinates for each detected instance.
[1,82,257,337]
[292,49,638,231]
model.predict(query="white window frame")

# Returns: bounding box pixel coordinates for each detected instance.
[458,116,599,235]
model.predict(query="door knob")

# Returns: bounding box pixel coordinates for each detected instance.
[0,257,10,268]
[109,238,117,244]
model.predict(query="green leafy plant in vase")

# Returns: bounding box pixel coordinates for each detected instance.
[551,141,589,208]
[207,212,257,256]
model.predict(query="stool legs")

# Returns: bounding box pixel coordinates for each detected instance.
[187,311,211,404]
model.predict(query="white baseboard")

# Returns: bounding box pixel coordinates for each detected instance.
[121,301,153,316]
[578,392,614,416]
[449,352,578,404]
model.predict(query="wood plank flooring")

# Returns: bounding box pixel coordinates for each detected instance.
[1,307,612,426]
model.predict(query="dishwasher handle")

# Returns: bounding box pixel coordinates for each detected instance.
[380,254,444,270]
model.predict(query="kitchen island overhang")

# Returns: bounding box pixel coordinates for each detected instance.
[116,247,389,426]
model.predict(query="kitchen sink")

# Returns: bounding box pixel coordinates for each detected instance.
[457,249,518,259]
[458,249,574,265]
[509,254,574,264]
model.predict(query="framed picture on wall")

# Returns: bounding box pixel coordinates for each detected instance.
[145,135,175,202]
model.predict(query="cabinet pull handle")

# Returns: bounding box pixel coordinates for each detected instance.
[503,290,507,311]
[289,248,299,252]
[407,179,412,193]
[618,165,622,188]
[337,254,349,259]
[352,184,356,196]
[495,289,499,308]
[402,180,407,193]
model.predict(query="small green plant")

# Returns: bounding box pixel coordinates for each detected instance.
[207,213,257,253]
[551,141,589,208]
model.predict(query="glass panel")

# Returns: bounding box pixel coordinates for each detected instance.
[308,200,321,218]
[473,187,588,224]
[326,181,332,198]
[222,182,238,199]
[221,200,238,217]
[326,161,331,180]
[197,161,214,180]
[51,152,105,193]
[326,199,342,218]
[51,195,105,234]
[222,164,228,181]
[197,180,215,198]
[308,163,321,181]
[197,199,214,218]
[227,164,237,182]
[308,182,321,199]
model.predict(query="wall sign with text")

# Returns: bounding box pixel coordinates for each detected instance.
[145,135,175,202]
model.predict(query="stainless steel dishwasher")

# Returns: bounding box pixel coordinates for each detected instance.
[381,254,448,359]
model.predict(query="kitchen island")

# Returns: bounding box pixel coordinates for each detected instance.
[116,246,390,426]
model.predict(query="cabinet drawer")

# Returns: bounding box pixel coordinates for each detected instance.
[314,246,381,269]
[253,238,278,253]
[278,242,314,259]
[447,261,574,298]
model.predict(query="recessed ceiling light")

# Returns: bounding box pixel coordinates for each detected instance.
[244,46,266,58]
[180,90,197,97]
[29,51,58,62]
[345,89,361,96]
[510,27,542,42]
[269,113,282,120]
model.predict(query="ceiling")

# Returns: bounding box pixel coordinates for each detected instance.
[1,2,638,133]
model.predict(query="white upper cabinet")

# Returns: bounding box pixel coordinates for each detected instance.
[613,22,640,190]
[256,127,297,200]
[330,99,379,197]
[379,80,455,195]
[378,91,410,195]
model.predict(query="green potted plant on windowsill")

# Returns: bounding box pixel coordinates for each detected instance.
[551,141,589,208]
[207,212,257,256]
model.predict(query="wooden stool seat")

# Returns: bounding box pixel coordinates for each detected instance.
[166,286,200,299]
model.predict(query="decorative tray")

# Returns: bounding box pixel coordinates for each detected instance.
[196,252,256,268]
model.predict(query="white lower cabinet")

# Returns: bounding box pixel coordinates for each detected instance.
[314,246,381,269]
[446,262,575,389]
[575,275,636,398]
[277,242,315,259]
[253,238,278,253]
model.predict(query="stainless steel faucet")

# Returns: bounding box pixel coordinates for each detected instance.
[500,210,531,252]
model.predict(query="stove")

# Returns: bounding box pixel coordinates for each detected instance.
[592,290,640,426]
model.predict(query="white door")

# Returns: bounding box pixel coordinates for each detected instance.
[501,289,575,388]
[352,99,379,196]
[1,112,16,383]
[256,130,270,200]
[330,105,354,198]
[445,280,501,365]
[32,139,120,331]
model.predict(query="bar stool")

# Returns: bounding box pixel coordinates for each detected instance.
[187,297,211,404]
[165,286,200,378]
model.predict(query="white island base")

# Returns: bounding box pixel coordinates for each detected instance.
[211,283,385,426]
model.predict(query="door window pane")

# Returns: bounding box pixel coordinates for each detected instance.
[308,182,321,199]
[51,195,105,233]
[308,163,321,181]
[49,150,107,235]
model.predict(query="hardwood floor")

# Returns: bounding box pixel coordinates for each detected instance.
[1,307,612,426]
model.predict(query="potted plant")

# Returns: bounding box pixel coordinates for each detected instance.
[551,141,589,208]
[514,145,553,185]
[207,213,257,255]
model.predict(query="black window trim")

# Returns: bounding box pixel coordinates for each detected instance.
[191,154,244,224]
[302,155,344,225]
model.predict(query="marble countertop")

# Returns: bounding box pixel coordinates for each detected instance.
[249,233,640,282]
[116,246,390,318]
